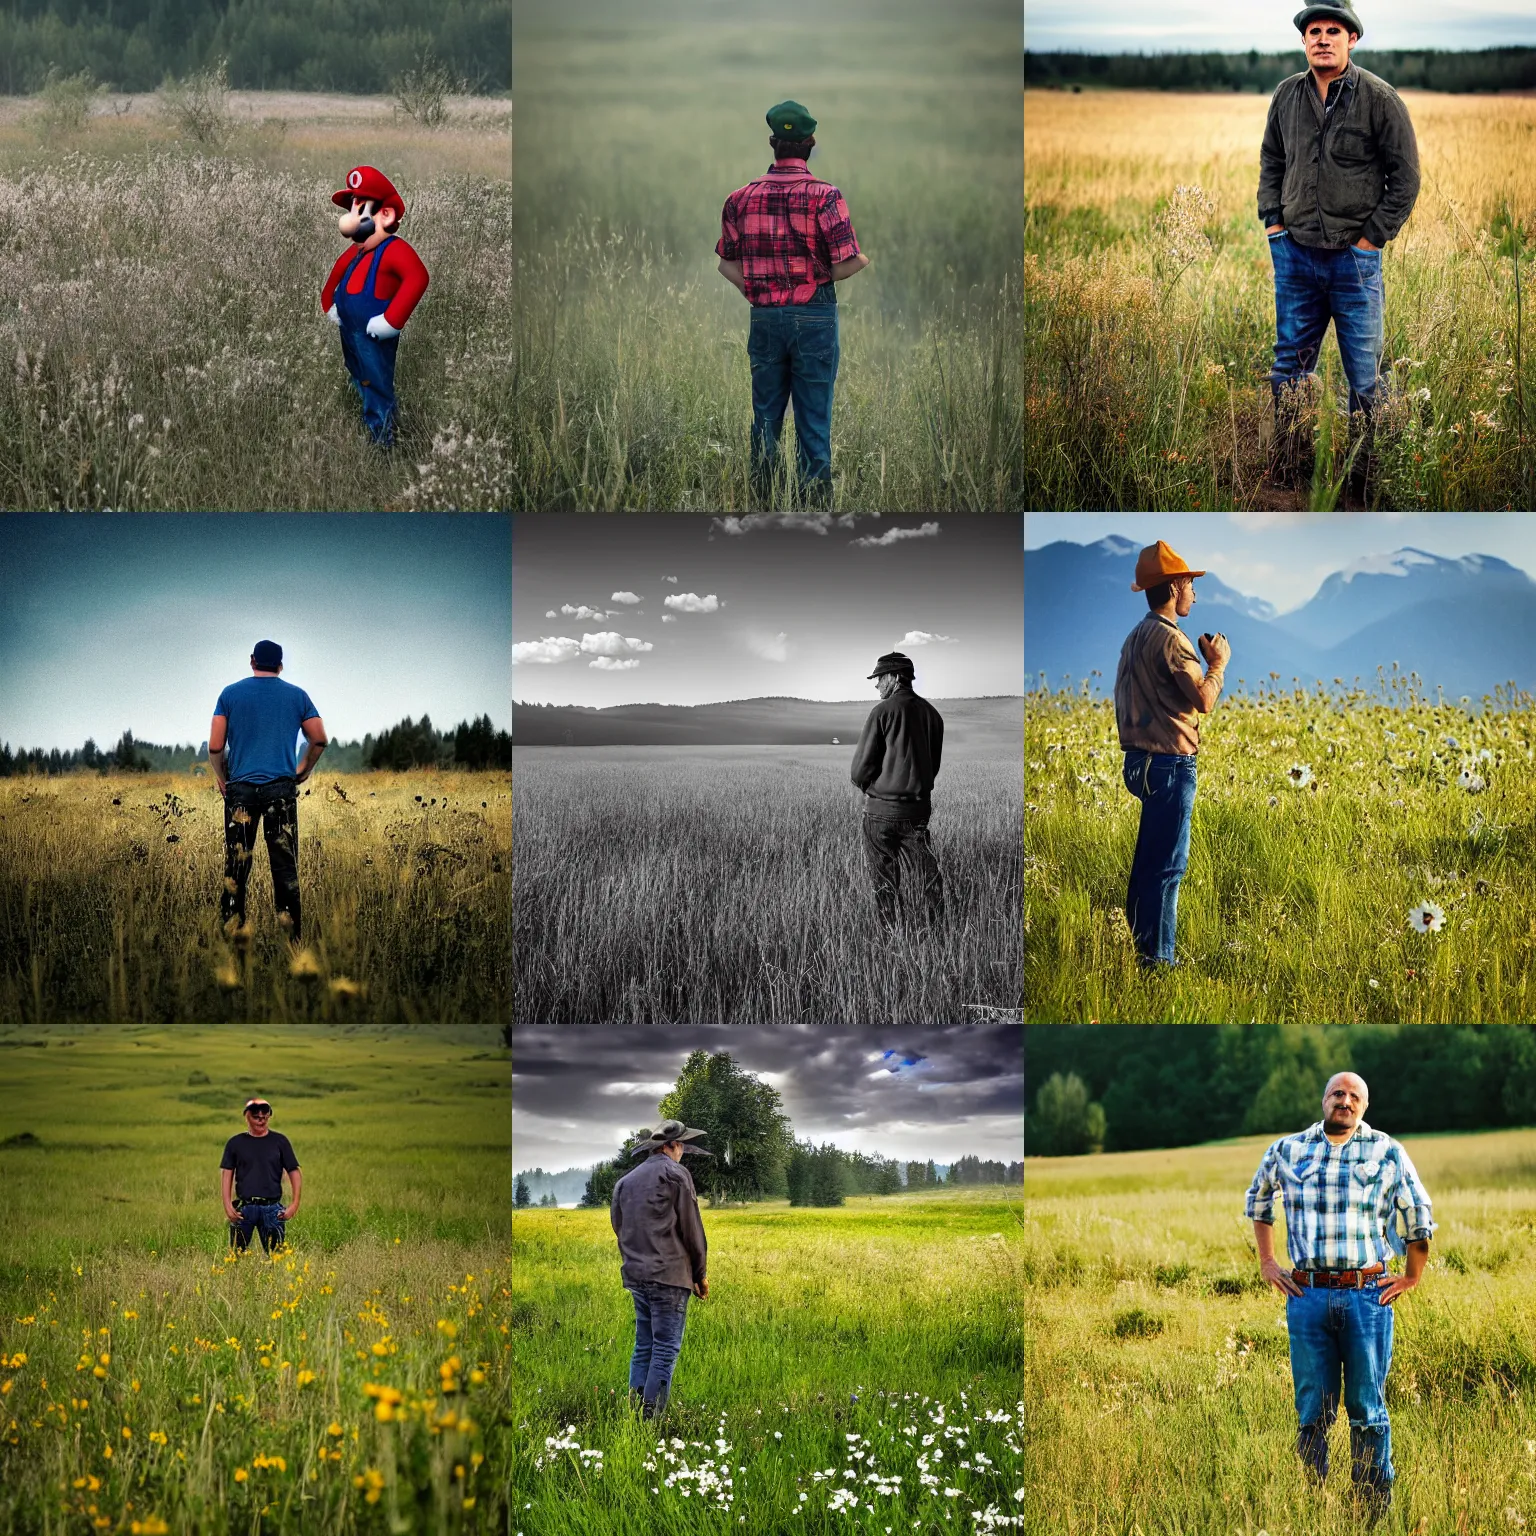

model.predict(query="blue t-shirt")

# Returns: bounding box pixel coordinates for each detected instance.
[213,677,319,785]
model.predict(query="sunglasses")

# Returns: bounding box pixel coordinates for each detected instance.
[246,1106,273,1116]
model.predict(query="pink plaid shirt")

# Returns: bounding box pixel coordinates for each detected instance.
[716,160,862,307]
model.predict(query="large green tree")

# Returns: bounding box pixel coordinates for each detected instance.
[1028,1072,1106,1156]
[656,1049,794,1204]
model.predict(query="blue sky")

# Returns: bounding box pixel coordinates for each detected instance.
[1026,0,1536,52]
[1025,512,1536,615]
[0,515,511,751]
[513,514,1024,706]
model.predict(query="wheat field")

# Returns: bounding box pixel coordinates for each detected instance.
[1026,1129,1536,1535]
[0,772,510,1023]
[1026,679,1536,1023]
[512,745,1023,1023]
[1024,88,1536,511]
[0,91,512,510]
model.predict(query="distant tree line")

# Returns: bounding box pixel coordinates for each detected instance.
[1025,46,1536,94]
[0,714,510,777]
[0,0,511,95]
[1027,1025,1536,1155]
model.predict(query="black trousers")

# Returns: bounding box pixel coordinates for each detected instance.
[222,777,301,939]
[861,806,945,928]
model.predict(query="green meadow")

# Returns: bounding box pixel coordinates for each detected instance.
[0,1025,512,1534]
[511,0,1023,510]
[510,1188,1024,1533]
[1026,1128,1536,1535]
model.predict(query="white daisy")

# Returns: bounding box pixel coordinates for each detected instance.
[1287,763,1313,789]
[1408,902,1446,934]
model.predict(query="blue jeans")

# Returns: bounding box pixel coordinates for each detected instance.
[230,1202,286,1254]
[1287,1281,1395,1501]
[1268,231,1386,416]
[747,284,838,503]
[1122,750,1197,966]
[628,1280,691,1417]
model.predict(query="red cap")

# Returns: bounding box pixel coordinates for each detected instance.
[332,165,405,223]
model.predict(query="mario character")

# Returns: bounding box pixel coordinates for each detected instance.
[321,166,430,447]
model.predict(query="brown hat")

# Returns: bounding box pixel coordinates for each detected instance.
[1130,540,1206,593]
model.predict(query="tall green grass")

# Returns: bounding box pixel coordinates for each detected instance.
[1026,681,1536,1023]
[1026,1129,1536,1535]
[511,1189,1023,1533]
[0,1026,512,1534]
[512,746,1023,1023]
[511,0,1023,510]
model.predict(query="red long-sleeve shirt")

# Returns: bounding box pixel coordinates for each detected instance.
[320,237,430,330]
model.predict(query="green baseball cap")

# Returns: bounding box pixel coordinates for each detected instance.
[766,100,816,138]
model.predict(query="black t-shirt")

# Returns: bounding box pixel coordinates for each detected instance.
[220,1131,299,1200]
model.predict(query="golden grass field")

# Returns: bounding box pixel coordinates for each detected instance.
[1024,88,1536,510]
[0,91,512,510]
[1027,1127,1536,1534]
[0,772,510,1023]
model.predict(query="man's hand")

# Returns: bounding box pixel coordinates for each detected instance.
[280,1205,298,1221]
[1261,1257,1304,1297]
[1199,633,1232,668]
[693,1278,709,1299]
[225,1204,241,1224]
[365,313,401,340]
[326,302,341,326]
[1266,224,1286,235]
[1355,237,1380,250]
[1375,1272,1418,1306]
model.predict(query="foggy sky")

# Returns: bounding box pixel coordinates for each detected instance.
[511,1024,1023,1174]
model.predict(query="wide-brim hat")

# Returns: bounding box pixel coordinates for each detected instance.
[1130,540,1206,593]
[630,1120,713,1158]
[331,165,406,223]
[1294,3,1363,38]
[867,651,915,679]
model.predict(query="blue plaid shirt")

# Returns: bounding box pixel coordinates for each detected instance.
[1244,1120,1436,1271]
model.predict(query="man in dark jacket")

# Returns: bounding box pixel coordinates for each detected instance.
[850,651,946,930]
[1258,2,1420,496]
[611,1120,712,1418]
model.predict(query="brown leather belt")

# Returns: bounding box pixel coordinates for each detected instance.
[1292,1263,1385,1289]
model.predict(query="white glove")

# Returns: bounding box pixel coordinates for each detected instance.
[365,314,400,340]
[326,303,340,327]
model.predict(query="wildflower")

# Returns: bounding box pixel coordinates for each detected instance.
[1368,979,1379,989]
[1286,764,1313,789]
[1408,902,1446,934]
[1458,769,1486,793]
[234,1467,248,1482]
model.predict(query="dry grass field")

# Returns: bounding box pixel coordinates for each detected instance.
[0,90,512,510]
[512,744,1023,1023]
[0,772,511,1023]
[1024,88,1536,510]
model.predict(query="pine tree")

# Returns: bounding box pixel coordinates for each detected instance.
[514,1175,531,1208]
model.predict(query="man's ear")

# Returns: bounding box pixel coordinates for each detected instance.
[379,205,398,230]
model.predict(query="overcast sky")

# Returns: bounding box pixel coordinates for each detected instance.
[1025,512,1536,615]
[0,514,511,751]
[511,1025,1024,1175]
[1025,0,1536,52]
[512,514,1023,706]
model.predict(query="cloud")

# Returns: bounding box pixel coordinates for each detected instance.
[548,603,606,621]
[661,615,677,624]
[513,637,583,665]
[580,632,654,657]
[544,609,558,618]
[513,632,654,665]
[709,513,864,537]
[901,630,958,647]
[589,657,641,671]
[748,631,790,663]
[661,575,679,583]
[611,591,643,604]
[851,522,942,548]
[663,592,723,614]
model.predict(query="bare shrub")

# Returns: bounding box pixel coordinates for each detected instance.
[160,58,233,149]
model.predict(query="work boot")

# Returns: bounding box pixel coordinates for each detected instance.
[1268,382,1314,491]
[1346,407,1379,505]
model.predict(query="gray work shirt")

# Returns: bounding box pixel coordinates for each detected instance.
[610,1153,709,1291]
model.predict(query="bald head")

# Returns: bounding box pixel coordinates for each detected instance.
[1322,1072,1368,1137]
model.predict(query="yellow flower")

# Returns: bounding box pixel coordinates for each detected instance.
[296,1369,316,1387]
[121,1425,132,1439]
[234,1467,248,1482]
[326,1421,343,1437]
[149,1430,168,1446]
[131,1519,170,1535]
[436,1320,458,1341]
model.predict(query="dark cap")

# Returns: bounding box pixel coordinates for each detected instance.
[252,639,283,669]
[868,651,915,680]
[1294,3,1363,37]
[766,100,816,138]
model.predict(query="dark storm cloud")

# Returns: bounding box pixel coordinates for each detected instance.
[511,1025,1022,1172]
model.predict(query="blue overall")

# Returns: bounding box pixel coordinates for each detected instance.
[335,237,400,445]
